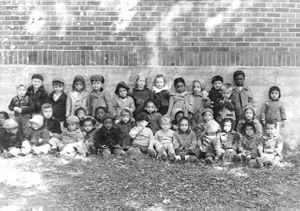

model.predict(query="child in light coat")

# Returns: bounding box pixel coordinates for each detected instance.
[216,83,236,124]
[114,81,135,118]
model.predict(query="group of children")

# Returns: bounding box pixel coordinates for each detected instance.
[0,70,286,168]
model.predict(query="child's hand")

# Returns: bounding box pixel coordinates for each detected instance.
[38,138,43,143]
[261,120,266,126]
[14,107,21,113]
[202,91,208,99]
[281,121,286,128]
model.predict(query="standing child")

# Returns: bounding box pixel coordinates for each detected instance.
[220,118,240,162]
[236,105,262,137]
[19,115,51,156]
[256,120,284,167]
[151,74,170,115]
[216,83,236,124]
[132,75,152,116]
[198,120,222,164]
[113,82,135,118]
[261,86,286,133]
[173,117,199,162]
[42,103,61,137]
[89,75,113,116]
[208,75,223,120]
[94,106,108,130]
[166,77,193,119]
[154,115,176,160]
[82,116,97,154]
[9,84,34,137]
[190,80,211,125]
[115,108,135,150]
[26,74,48,114]
[232,70,254,124]
[48,77,67,128]
[125,113,164,158]
[143,98,162,134]
[94,113,125,158]
[236,122,262,163]
[66,75,90,117]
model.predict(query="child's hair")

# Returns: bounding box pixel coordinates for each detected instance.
[0,111,9,120]
[265,120,277,128]
[83,116,96,126]
[95,106,108,115]
[135,74,148,88]
[115,82,130,96]
[211,75,223,84]
[242,122,256,134]
[72,75,86,91]
[220,118,235,132]
[192,80,202,91]
[17,84,26,90]
[174,77,185,86]
[174,110,184,122]
[154,74,166,86]
[159,115,172,125]
[75,107,86,116]
[222,83,233,92]
[269,86,281,100]
[233,70,245,78]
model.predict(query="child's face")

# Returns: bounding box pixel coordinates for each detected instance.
[43,108,53,119]
[17,86,26,97]
[270,90,280,101]
[175,112,184,123]
[161,121,171,131]
[31,122,40,130]
[175,82,185,94]
[245,126,254,136]
[193,82,201,94]
[223,121,232,133]
[103,118,113,130]
[92,80,102,91]
[32,79,43,89]
[234,74,245,86]
[119,87,127,98]
[0,114,7,126]
[213,81,222,90]
[67,123,78,131]
[53,82,64,93]
[96,109,106,120]
[77,110,86,121]
[84,121,94,133]
[121,113,130,123]
[74,81,84,92]
[244,109,254,120]
[155,77,165,89]
[138,120,148,128]
[222,89,232,99]
[179,119,189,132]
[203,112,213,122]
[145,102,156,114]
[266,124,276,137]
[137,77,146,89]
[5,127,18,135]
[188,112,194,121]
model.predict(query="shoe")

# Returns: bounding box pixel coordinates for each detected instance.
[205,157,213,164]
[253,159,263,168]
[161,154,167,160]
[185,155,190,161]
[188,155,198,163]
[49,148,58,155]
[19,152,26,156]
[32,152,39,156]
[232,155,239,162]
[4,152,14,158]
[241,154,247,163]
[264,161,273,168]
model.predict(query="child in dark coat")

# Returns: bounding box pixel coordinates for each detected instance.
[143,98,162,134]
[132,75,152,116]
[151,74,170,115]
[26,74,49,114]
[208,75,223,120]
[42,103,61,137]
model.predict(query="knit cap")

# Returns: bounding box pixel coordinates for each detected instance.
[52,77,65,85]
[120,107,133,118]
[135,112,150,122]
[243,105,256,117]
[29,115,44,128]
[66,116,80,124]
[211,75,223,84]
[31,74,44,82]
[202,108,214,116]
[73,75,85,86]
[3,119,18,129]
[269,86,281,99]
[115,81,130,95]
[90,75,105,83]
[42,103,53,111]
[205,120,220,133]
[102,113,115,122]
[233,70,245,78]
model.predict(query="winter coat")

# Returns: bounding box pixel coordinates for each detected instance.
[261,99,286,122]
[66,90,90,117]
[132,87,152,116]
[89,90,113,116]
[94,126,121,149]
[44,117,62,134]
[26,85,49,114]
[48,91,67,121]
[26,127,50,146]
[9,95,34,117]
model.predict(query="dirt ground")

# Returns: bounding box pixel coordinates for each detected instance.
[0,151,300,210]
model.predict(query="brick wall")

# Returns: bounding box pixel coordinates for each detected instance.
[0,0,300,66]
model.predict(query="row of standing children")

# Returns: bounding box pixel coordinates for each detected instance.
[0,70,286,167]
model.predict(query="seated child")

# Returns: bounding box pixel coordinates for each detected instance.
[115,108,135,150]
[143,98,162,134]
[220,118,240,162]
[173,117,198,162]
[94,106,108,130]
[208,75,223,120]
[1,119,23,158]
[82,116,97,154]
[0,111,9,138]
[75,107,87,128]
[154,115,175,160]
[94,113,125,158]
[42,103,61,137]
[49,116,88,156]
[9,84,34,136]
[19,115,51,156]
[195,108,218,138]
[256,120,284,167]
[236,105,262,137]
[216,83,236,124]
[114,81,135,118]
[125,113,164,158]
[172,110,184,131]
[198,120,222,164]
[236,122,262,163]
